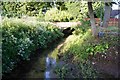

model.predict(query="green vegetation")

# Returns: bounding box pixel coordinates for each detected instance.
[52,20,119,78]
[1,1,119,78]
[44,8,73,22]
[54,65,68,78]
[54,60,98,78]
[2,18,63,74]
[1,2,104,21]
[58,20,109,61]
[98,26,119,32]
[1,2,51,17]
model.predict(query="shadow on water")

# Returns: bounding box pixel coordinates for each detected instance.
[3,38,66,79]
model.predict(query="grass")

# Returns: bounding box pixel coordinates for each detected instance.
[52,28,99,78]
[98,26,119,32]
[53,24,119,78]
[60,29,95,61]
[49,49,59,60]
[50,29,94,61]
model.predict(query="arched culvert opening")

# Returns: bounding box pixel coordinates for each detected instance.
[62,27,75,37]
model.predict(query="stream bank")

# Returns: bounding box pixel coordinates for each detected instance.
[2,27,74,79]
[2,25,119,79]
[2,38,66,79]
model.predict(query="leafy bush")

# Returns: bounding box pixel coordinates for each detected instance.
[2,18,63,74]
[65,2,88,21]
[72,20,90,35]
[44,8,73,22]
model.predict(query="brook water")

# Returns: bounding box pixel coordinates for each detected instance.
[3,38,66,79]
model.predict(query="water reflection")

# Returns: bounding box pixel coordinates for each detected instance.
[45,71,50,78]
[46,57,50,68]
[45,57,56,78]
[52,59,56,66]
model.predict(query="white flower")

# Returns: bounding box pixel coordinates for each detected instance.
[92,62,95,65]
[102,55,104,57]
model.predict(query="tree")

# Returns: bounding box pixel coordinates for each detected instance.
[102,3,112,28]
[1,2,51,17]
[88,2,97,37]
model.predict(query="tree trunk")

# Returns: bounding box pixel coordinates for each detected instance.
[88,2,97,37]
[102,3,111,28]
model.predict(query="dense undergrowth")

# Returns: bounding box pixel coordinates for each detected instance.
[2,18,64,74]
[53,20,119,78]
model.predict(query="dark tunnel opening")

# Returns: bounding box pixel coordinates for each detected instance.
[62,27,75,37]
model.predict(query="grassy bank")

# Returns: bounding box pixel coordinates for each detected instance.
[52,21,119,78]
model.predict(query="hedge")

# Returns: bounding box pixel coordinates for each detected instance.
[2,18,64,74]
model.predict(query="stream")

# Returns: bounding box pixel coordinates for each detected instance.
[25,54,59,79]
[24,39,65,79]
[3,38,66,79]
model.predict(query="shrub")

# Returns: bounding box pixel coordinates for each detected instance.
[72,20,90,35]
[2,18,63,74]
[44,8,73,22]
